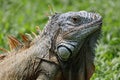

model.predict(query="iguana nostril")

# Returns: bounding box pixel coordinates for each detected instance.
[57,43,75,61]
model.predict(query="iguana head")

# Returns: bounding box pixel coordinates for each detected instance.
[55,11,102,80]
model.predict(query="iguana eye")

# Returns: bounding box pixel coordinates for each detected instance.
[71,16,81,24]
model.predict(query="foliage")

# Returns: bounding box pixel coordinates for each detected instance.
[0,0,120,79]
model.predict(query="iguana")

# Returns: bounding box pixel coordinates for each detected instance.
[0,11,102,80]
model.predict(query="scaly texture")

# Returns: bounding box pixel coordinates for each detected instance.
[0,11,102,80]
[56,11,102,80]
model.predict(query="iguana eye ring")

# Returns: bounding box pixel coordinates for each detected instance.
[71,16,81,24]
[72,17,79,22]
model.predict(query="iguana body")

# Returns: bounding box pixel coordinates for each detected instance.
[0,15,60,80]
[0,11,102,80]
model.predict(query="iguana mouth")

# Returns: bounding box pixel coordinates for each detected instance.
[62,18,102,40]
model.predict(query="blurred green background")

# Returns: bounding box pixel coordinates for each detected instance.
[0,0,120,79]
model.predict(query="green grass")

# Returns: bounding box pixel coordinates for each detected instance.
[0,0,120,79]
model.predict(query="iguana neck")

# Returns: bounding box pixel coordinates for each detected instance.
[0,16,60,80]
[58,28,101,80]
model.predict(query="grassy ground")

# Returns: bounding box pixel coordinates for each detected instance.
[0,0,120,79]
